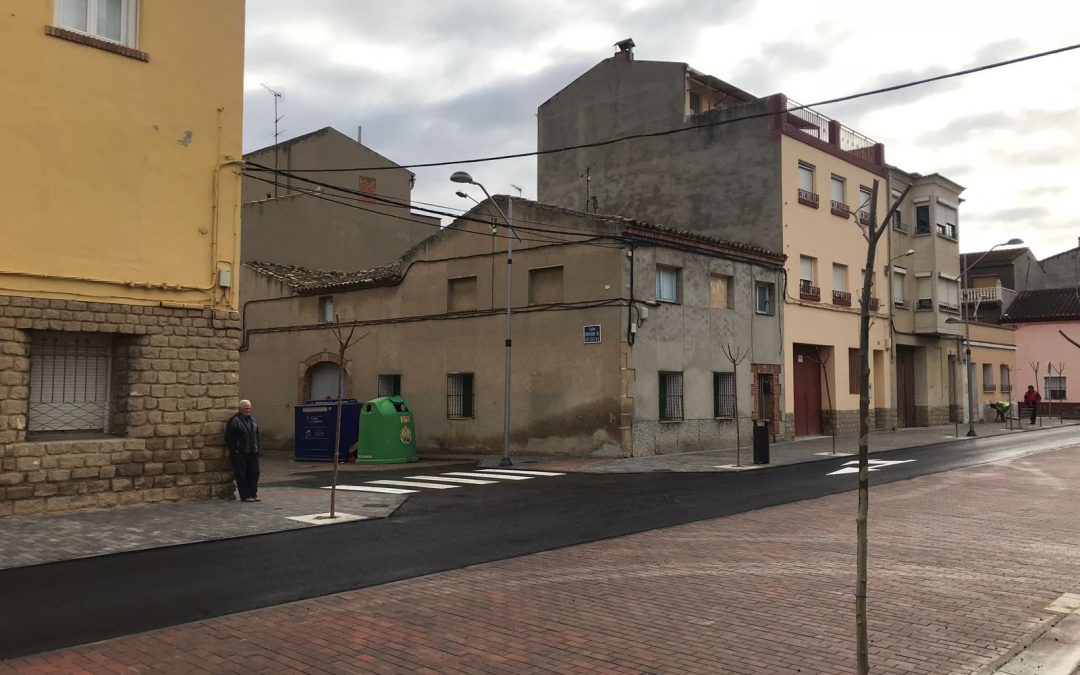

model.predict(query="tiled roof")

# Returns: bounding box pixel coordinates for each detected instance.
[1002,288,1080,323]
[961,249,1029,268]
[243,260,402,293]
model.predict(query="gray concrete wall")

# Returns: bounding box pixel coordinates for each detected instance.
[1040,248,1080,288]
[538,58,782,250]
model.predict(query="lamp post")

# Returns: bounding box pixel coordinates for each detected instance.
[955,238,1024,436]
[451,171,519,467]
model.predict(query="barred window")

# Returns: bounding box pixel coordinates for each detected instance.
[447,373,474,418]
[1045,376,1067,401]
[658,371,684,421]
[713,372,735,418]
[377,374,401,397]
[29,332,112,433]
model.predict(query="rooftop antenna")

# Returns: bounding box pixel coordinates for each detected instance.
[510,184,523,197]
[260,83,285,197]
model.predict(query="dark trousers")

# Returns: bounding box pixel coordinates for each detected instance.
[1029,405,1038,425]
[230,452,260,500]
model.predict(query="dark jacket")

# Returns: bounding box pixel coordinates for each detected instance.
[225,413,260,456]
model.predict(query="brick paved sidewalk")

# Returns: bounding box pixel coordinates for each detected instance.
[7,445,1080,674]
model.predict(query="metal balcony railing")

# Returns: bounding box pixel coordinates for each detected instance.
[832,290,851,307]
[831,201,850,218]
[798,189,819,208]
[963,287,1003,303]
[869,297,880,312]
[857,210,873,226]
[799,280,820,302]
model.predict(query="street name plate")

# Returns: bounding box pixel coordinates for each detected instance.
[583,324,601,344]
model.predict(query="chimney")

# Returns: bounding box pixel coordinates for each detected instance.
[356,125,362,144]
[613,38,635,62]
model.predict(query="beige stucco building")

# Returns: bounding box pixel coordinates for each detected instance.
[538,46,893,437]
[240,199,786,457]
[0,0,245,516]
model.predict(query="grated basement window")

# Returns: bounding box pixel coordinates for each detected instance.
[659,371,684,421]
[447,373,474,418]
[29,332,112,433]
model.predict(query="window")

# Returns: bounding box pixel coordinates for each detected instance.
[658,372,684,421]
[710,274,733,309]
[915,204,930,234]
[318,296,333,323]
[656,266,680,303]
[1000,365,1011,393]
[892,267,907,306]
[849,348,861,395]
[55,0,137,46]
[916,275,932,310]
[938,203,958,240]
[830,175,848,216]
[689,92,702,116]
[832,264,851,306]
[799,256,819,300]
[29,332,112,433]
[755,282,775,315]
[358,176,376,204]
[377,374,401,397]
[713,372,735,418]
[982,364,995,392]
[447,373,475,418]
[937,275,960,311]
[858,186,873,225]
[1045,376,1067,401]
[528,266,564,305]
[447,276,478,312]
[890,189,904,230]
[798,162,818,207]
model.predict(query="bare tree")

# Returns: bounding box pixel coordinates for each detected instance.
[721,343,750,466]
[322,316,369,520]
[854,180,911,674]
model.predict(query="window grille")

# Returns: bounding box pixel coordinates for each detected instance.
[29,332,112,433]
[713,372,734,418]
[1045,376,1067,401]
[659,371,684,421]
[377,374,401,397]
[447,373,474,418]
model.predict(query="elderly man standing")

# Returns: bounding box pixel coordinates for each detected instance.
[224,399,261,502]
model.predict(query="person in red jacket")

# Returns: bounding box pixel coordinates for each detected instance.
[1023,385,1041,426]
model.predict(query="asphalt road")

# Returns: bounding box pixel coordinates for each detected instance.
[2,427,1076,659]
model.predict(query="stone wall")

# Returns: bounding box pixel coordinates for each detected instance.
[822,408,894,436]
[0,295,240,516]
[915,405,951,426]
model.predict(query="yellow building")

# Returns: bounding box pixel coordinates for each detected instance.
[0,0,246,516]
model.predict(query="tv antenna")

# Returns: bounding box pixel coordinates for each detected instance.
[260,83,285,197]
[510,184,523,197]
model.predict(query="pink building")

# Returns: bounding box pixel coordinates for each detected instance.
[1003,288,1080,417]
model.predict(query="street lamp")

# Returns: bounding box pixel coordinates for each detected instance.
[953,237,1024,437]
[451,171,519,467]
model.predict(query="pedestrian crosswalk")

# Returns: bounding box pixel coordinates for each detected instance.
[323,468,566,495]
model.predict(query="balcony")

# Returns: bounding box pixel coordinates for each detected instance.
[831,201,850,218]
[869,297,880,312]
[799,280,820,302]
[832,290,851,307]
[798,189,819,208]
[983,384,997,393]
[939,302,960,314]
[857,210,872,226]
[780,98,884,169]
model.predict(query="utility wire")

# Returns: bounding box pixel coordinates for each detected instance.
[251,42,1080,172]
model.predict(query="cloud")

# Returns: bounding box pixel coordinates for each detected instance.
[971,39,1029,65]
[1022,185,1066,198]
[968,206,1050,223]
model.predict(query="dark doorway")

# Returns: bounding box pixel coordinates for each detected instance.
[896,346,917,427]
[793,344,823,436]
[757,373,774,431]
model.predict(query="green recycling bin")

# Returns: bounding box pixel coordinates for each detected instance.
[355,396,418,464]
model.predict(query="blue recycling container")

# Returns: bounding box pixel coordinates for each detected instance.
[294,399,361,462]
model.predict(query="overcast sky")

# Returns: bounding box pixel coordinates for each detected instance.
[243,0,1080,260]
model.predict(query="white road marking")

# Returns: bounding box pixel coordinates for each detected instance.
[442,472,533,480]
[367,479,459,490]
[826,459,915,476]
[477,469,566,476]
[323,485,416,494]
[404,475,497,485]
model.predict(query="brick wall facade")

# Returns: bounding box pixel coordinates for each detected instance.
[0,296,240,516]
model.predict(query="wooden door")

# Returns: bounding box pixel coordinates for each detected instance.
[793,345,823,436]
[896,347,916,427]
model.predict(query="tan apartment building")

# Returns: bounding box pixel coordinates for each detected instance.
[242,126,440,272]
[538,44,892,438]
[240,198,786,457]
[0,0,245,515]
[886,168,966,426]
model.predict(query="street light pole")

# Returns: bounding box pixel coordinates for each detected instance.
[451,172,519,467]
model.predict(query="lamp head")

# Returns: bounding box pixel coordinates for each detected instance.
[904,248,915,256]
[1005,238,1024,246]
[455,191,469,199]
[450,171,474,185]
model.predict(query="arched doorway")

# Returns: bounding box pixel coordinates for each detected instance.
[307,362,349,402]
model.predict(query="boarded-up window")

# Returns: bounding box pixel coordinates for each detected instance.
[528,266,564,305]
[447,276,478,312]
[29,332,112,433]
[849,348,861,395]
[710,274,732,309]
[358,176,376,204]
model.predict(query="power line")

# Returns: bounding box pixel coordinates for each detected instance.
[258,42,1080,173]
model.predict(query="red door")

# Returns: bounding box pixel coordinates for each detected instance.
[793,344,823,436]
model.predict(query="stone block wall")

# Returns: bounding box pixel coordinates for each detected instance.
[822,408,894,436]
[0,295,240,516]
